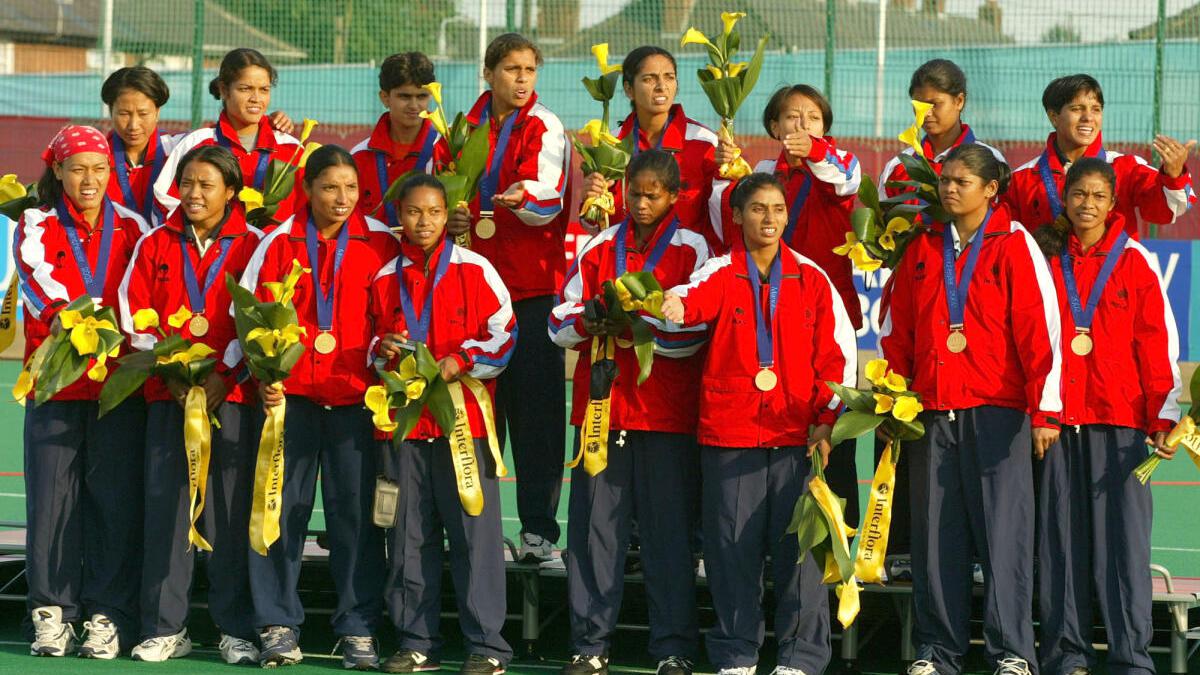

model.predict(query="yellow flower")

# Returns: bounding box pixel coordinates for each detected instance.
[591,43,622,75]
[879,230,896,251]
[874,393,895,415]
[419,109,450,140]
[680,27,716,50]
[848,243,882,272]
[69,316,116,356]
[613,279,635,311]
[12,368,32,403]
[728,62,748,77]
[405,377,427,401]
[263,260,308,305]
[398,354,417,381]
[365,385,398,433]
[0,174,27,202]
[58,309,83,330]
[579,120,620,147]
[167,305,193,329]
[912,100,934,129]
[885,216,913,235]
[705,65,724,80]
[299,119,319,144]
[898,100,935,155]
[832,232,859,256]
[424,82,443,106]
[87,353,108,382]
[1166,416,1196,447]
[246,327,280,357]
[239,186,264,212]
[865,358,889,387]
[299,142,322,168]
[133,308,160,331]
[641,290,664,318]
[721,11,747,36]
[883,371,908,393]
[160,343,216,365]
[892,395,924,422]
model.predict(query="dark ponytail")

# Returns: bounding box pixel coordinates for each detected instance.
[942,143,1011,195]
[36,166,63,209]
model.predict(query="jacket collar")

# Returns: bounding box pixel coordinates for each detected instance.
[215,111,278,155]
[367,113,436,157]
[618,104,689,152]
[1044,132,1105,174]
[1067,211,1127,257]
[466,90,539,129]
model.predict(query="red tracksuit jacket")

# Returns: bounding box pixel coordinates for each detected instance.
[549,212,711,434]
[879,123,1005,198]
[586,105,725,254]
[15,198,151,401]
[1002,132,1196,239]
[1048,214,1182,433]
[671,243,857,448]
[351,114,452,228]
[878,205,1063,427]
[118,207,263,404]
[464,91,570,302]
[368,238,517,440]
[155,112,303,226]
[105,130,180,226]
[710,139,863,330]
[238,209,400,406]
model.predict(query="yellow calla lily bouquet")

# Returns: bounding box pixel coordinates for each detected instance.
[836,100,944,272]
[365,342,456,442]
[574,44,633,229]
[0,174,38,221]
[679,12,770,179]
[238,119,323,229]
[598,271,666,385]
[12,296,124,406]
[1133,367,1200,483]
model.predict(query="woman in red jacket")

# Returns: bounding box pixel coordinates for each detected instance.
[578,45,722,252]
[368,174,516,675]
[662,173,857,675]
[1032,158,1182,675]
[101,66,179,226]
[155,48,302,226]
[551,150,710,675]
[879,144,1063,675]
[239,145,399,669]
[117,145,264,664]
[16,125,152,659]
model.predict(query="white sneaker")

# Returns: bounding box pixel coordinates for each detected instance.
[519,532,554,564]
[772,667,807,675]
[131,628,193,662]
[973,563,985,585]
[78,614,119,659]
[219,633,260,665]
[696,558,707,580]
[907,660,938,675]
[30,606,76,657]
[717,666,757,675]
[994,658,1032,675]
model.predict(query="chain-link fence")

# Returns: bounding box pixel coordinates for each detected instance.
[3,0,1199,235]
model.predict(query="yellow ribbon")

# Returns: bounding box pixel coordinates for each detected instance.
[0,273,18,354]
[249,394,286,556]
[853,440,899,584]
[567,337,614,476]
[453,200,473,249]
[580,190,616,229]
[445,376,508,516]
[717,123,752,180]
[183,386,213,551]
[808,473,860,628]
[1166,416,1200,472]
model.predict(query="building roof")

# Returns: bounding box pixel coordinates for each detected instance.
[1128,3,1200,40]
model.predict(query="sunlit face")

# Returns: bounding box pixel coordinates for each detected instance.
[1048,90,1104,153]
[769,93,827,140]
[178,160,234,227]
[484,49,538,113]
[911,84,965,139]
[937,159,997,218]
[734,186,788,250]
[219,65,273,128]
[109,88,160,151]
[1064,172,1115,238]
[303,164,359,227]
[625,171,678,230]
[399,185,447,252]
[54,152,111,214]
[379,83,432,133]
[623,55,677,117]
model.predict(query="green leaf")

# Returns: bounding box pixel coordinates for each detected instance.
[375,170,419,214]
[393,402,423,442]
[35,338,88,405]
[898,153,939,187]
[886,418,926,442]
[275,341,305,377]
[826,381,877,414]
[732,33,770,113]
[629,318,655,385]
[65,295,94,313]
[97,350,156,417]
[858,176,881,213]
[581,76,606,102]
[414,342,440,382]
[1189,367,1200,409]
[831,410,885,446]
[454,121,493,202]
[151,333,188,358]
[726,29,741,56]
[426,378,457,437]
[698,76,736,121]
[880,191,922,205]
[850,208,876,241]
[0,185,38,221]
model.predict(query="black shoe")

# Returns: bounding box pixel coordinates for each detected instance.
[382,649,441,673]
[338,636,380,670]
[460,654,505,675]
[657,656,693,675]
[259,626,302,668]
[562,654,608,675]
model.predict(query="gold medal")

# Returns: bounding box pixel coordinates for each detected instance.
[475,216,497,240]
[188,314,209,337]
[314,332,337,355]
[1071,332,1093,356]
[946,330,967,354]
[754,368,778,392]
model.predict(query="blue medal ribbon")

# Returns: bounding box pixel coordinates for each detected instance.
[478,102,519,213]
[398,242,454,343]
[180,231,234,316]
[1037,143,1106,222]
[374,127,438,230]
[59,197,115,299]
[214,122,272,190]
[304,216,351,332]
[942,209,991,330]
[781,173,813,245]
[1060,230,1128,334]
[615,216,678,277]
[111,131,165,224]
[630,108,675,158]
[745,248,783,369]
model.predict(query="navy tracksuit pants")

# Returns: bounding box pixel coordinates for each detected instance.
[247,396,386,637]
[701,445,831,673]
[387,437,512,663]
[24,398,146,649]
[1037,424,1154,675]
[566,430,700,661]
[909,406,1037,674]
[494,295,565,543]
[139,400,256,641]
